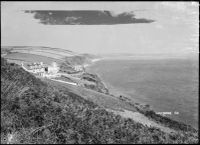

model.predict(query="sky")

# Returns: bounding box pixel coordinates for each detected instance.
[1,2,199,54]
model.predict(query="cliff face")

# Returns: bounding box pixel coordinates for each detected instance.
[1,58,198,144]
[59,55,93,73]
[81,72,109,94]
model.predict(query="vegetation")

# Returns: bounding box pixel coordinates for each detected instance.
[134,104,198,133]
[81,72,109,94]
[1,58,198,144]
[59,63,76,73]
[64,55,91,66]
[59,55,90,73]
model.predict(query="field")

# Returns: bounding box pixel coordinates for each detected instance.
[4,53,63,65]
[1,46,82,64]
[2,46,77,55]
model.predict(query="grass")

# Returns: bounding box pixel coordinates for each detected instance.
[4,53,63,65]
[42,78,138,112]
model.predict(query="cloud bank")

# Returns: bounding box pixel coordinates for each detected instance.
[1,2,198,54]
[24,10,155,25]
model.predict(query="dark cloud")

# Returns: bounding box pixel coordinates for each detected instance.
[24,10,155,25]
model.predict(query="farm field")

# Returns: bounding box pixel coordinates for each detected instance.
[11,49,75,57]
[10,50,66,60]
[2,46,80,58]
[4,52,63,65]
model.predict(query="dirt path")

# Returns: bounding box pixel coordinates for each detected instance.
[107,109,176,134]
[50,78,77,86]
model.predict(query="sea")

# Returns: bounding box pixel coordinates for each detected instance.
[86,57,199,129]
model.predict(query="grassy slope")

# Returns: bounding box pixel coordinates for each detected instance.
[42,78,137,112]
[43,76,198,134]
[1,46,80,64]
[4,53,63,65]
[1,58,198,144]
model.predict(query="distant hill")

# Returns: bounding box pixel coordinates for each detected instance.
[1,46,97,66]
[1,46,79,59]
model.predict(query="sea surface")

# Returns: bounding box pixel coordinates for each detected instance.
[87,58,199,129]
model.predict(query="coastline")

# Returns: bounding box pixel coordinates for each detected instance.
[83,58,102,68]
[85,58,142,104]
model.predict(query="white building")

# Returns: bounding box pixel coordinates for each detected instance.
[74,65,83,71]
[47,62,59,74]
[22,62,59,77]
[24,62,46,76]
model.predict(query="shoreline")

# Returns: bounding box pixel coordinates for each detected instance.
[85,58,143,104]
[83,58,102,68]
[85,58,151,103]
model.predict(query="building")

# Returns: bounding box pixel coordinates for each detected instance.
[46,62,59,74]
[74,65,83,71]
[22,61,59,77]
[23,62,46,76]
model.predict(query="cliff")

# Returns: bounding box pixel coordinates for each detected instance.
[81,72,109,94]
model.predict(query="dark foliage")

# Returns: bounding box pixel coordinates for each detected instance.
[81,72,109,94]
[64,55,90,66]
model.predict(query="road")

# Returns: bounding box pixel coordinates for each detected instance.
[49,78,77,86]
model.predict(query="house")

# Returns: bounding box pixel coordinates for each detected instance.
[24,62,46,76]
[46,62,59,74]
[74,65,83,71]
[22,61,59,77]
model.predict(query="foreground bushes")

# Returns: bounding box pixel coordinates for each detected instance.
[133,103,197,133]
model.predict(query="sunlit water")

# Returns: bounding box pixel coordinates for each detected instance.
[87,58,199,129]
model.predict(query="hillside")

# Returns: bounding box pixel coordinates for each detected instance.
[1,58,198,144]
[1,46,110,95]
[1,46,95,66]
